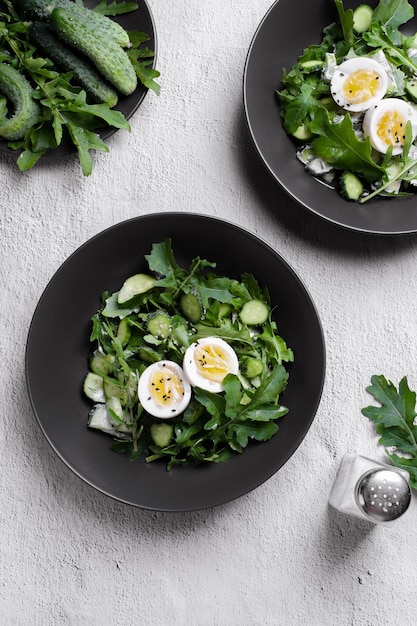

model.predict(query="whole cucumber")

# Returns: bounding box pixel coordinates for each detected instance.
[0,63,40,140]
[29,22,118,106]
[13,0,131,48]
[50,6,137,96]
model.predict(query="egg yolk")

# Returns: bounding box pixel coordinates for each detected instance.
[376,110,407,148]
[194,344,234,383]
[343,69,381,104]
[149,365,185,407]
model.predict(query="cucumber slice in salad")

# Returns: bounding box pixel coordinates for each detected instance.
[180,292,202,323]
[239,299,270,325]
[117,273,157,304]
[352,4,373,33]
[150,422,173,447]
[83,372,105,402]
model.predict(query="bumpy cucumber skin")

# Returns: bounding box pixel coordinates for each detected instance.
[29,22,118,106]
[0,63,40,140]
[50,6,137,96]
[14,0,130,47]
[13,0,70,21]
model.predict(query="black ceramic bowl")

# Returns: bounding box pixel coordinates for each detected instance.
[26,213,325,511]
[244,0,417,234]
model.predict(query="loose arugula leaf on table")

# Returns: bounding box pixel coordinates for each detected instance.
[362,374,417,488]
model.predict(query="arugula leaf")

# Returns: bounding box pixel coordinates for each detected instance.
[224,365,288,421]
[360,122,417,202]
[228,421,279,449]
[334,0,354,46]
[310,108,385,183]
[145,239,185,289]
[93,0,138,15]
[361,374,417,488]
[371,0,414,31]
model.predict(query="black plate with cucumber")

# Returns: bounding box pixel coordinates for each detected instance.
[244,0,417,234]
[0,0,158,174]
[25,213,325,512]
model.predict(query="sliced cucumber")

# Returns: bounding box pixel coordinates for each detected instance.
[340,171,364,201]
[239,300,270,326]
[147,312,171,339]
[117,273,157,304]
[90,350,114,376]
[88,404,115,434]
[103,378,124,400]
[150,422,173,447]
[352,4,373,33]
[180,292,202,323]
[299,59,324,72]
[243,358,264,379]
[83,372,105,402]
[117,318,131,345]
[218,302,232,318]
[291,122,313,141]
[106,396,124,422]
[405,78,417,103]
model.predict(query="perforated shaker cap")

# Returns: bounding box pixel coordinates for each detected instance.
[355,469,411,522]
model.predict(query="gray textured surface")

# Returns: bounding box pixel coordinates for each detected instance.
[1,0,417,624]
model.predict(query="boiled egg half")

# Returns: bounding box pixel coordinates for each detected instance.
[138,360,191,419]
[363,97,417,155]
[330,57,388,112]
[183,337,239,393]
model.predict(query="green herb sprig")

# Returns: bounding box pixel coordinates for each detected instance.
[362,374,417,488]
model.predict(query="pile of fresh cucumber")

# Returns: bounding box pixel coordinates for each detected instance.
[0,0,159,173]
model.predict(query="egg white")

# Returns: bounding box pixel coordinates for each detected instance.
[183,337,239,393]
[330,57,388,112]
[363,97,417,155]
[138,360,191,419]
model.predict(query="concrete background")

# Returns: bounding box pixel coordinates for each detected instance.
[1,0,417,624]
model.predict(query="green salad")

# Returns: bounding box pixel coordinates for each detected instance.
[277,0,417,203]
[83,239,294,470]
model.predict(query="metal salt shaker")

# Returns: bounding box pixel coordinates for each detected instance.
[329,454,412,526]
